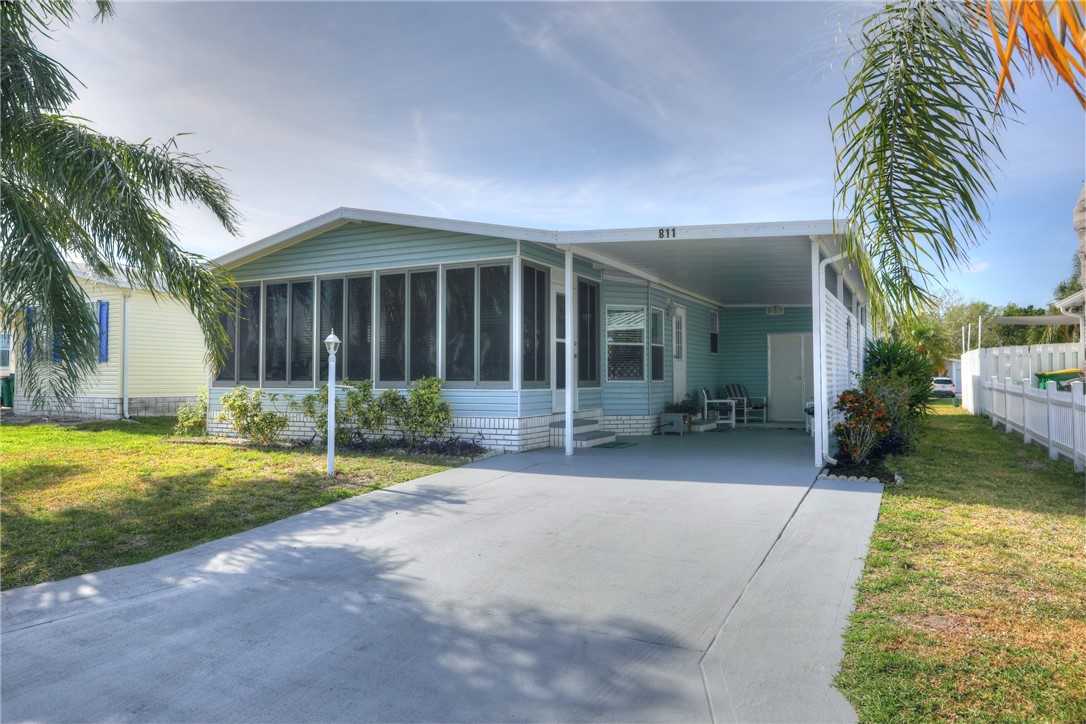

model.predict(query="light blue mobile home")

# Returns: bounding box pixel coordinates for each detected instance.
[210,209,868,465]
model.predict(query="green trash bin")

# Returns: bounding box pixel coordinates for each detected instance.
[1,374,12,408]
[1035,369,1082,390]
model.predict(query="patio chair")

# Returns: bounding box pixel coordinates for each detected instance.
[701,387,736,429]
[722,383,768,424]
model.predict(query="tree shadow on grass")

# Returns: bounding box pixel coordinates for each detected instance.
[0,461,87,494]
[0,455,465,591]
[2,486,700,721]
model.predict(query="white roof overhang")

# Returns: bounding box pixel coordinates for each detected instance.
[214,208,865,308]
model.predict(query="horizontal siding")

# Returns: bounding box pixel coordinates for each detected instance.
[577,386,602,411]
[443,388,519,417]
[682,298,720,400]
[519,389,552,417]
[519,242,602,281]
[598,280,723,416]
[719,307,812,400]
[128,291,208,397]
[233,221,516,281]
[520,241,564,269]
[208,386,521,419]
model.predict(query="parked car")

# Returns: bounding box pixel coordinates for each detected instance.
[931,376,956,398]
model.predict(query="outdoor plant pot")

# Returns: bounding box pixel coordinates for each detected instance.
[660,412,686,435]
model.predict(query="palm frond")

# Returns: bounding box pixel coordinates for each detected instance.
[987,0,1086,108]
[1,1,238,408]
[833,0,1014,328]
[1,178,100,408]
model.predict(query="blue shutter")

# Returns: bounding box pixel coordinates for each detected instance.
[98,301,109,362]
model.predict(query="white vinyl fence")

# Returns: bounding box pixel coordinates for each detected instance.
[984,378,1085,472]
[962,343,1082,414]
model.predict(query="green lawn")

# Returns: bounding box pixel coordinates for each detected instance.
[1,418,458,590]
[836,405,1086,722]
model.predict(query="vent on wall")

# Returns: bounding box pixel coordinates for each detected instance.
[765,305,784,316]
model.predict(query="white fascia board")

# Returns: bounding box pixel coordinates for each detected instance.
[214,207,558,270]
[555,219,837,245]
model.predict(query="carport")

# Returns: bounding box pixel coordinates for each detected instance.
[544,220,869,466]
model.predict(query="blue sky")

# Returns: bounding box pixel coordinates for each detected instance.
[49,1,1084,308]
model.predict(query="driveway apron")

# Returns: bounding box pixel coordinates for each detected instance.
[2,429,882,722]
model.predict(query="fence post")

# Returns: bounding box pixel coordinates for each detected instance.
[1072,381,1084,473]
[1022,379,1033,445]
[1006,377,1015,434]
[1046,382,1059,460]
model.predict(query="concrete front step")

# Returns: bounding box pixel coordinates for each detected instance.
[549,418,601,447]
[572,430,617,449]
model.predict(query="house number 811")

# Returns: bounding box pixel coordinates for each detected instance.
[658,227,677,239]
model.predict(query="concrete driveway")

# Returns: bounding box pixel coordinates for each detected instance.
[2,429,881,722]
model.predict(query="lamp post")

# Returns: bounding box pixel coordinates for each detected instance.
[324,330,341,477]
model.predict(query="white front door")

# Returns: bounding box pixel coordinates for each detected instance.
[552,282,574,413]
[672,306,687,402]
[768,333,813,421]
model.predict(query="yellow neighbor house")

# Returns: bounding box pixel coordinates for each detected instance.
[13,264,208,419]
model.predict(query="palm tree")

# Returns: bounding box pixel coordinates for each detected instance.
[834,0,1085,328]
[1,0,240,409]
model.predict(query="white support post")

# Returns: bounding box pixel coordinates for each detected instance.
[564,245,574,456]
[511,253,522,393]
[978,316,984,350]
[810,242,825,467]
[436,264,445,379]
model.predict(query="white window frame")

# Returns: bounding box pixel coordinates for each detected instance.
[650,307,664,381]
[605,304,647,382]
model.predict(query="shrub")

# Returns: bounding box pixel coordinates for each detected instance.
[862,372,916,455]
[174,386,208,436]
[343,379,385,435]
[402,377,453,445]
[290,380,386,446]
[863,338,934,419]
[286,378,453,449]
[288,384,350,446]
[833,386,891,464]
[375,388,408,439]
[217,386,288,446]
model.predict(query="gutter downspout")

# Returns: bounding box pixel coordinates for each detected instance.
[815,250,846,466]
[122,288,133,419]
